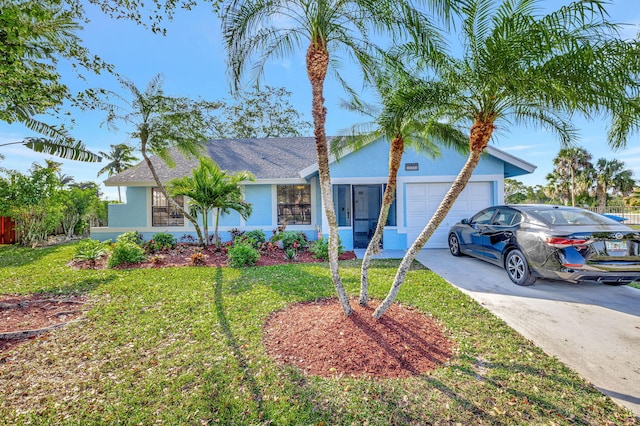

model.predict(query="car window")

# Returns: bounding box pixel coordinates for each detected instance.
[471,208,496,225]
[493,209,520,226]
[531,208,614,226]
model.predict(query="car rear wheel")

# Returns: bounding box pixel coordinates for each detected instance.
[448,233,463,257]
[505,249,536,286]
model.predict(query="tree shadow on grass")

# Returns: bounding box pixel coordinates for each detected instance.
[443,360,611,424]
[50,274,117,295]
[213,267,265,411]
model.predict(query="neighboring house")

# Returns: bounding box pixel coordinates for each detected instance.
[91,137,535,249]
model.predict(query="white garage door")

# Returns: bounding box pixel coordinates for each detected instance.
[406,182,493,248]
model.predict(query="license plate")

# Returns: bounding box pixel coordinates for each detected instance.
[605,240,627,253]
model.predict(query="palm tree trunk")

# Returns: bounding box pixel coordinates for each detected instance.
[214,208,220,245]
[359,135,404,306]
[570,168,576,207]
[307,41,352,316]
[203,208,209,246]
[373,120,494,319]
[597,184,607,213]
[141,148,204,245]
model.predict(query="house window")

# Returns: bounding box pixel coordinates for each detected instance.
[277,184,311,225]
[152,188,184,227]
[333,185,351,226]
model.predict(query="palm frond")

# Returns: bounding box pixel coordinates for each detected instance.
[22,138,102,162]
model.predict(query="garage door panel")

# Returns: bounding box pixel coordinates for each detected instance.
[406,182,492,249]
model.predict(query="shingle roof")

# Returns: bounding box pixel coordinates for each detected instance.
[104,137,320,186]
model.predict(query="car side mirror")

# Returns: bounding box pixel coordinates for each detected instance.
[461,218,470,225]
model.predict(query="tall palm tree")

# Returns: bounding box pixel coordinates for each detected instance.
[550,147,593,206]
[373,0,639,319]
[593,158,635,212]
[332,72,468,306]
[222,0,453,316]
[103,74,213,245]
[97,143,139,202]
[168,158,254,245]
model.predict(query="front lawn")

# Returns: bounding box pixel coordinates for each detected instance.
[0,243,636,425]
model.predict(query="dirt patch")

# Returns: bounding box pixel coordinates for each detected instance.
[264,298,455,378]
[0,295,86,353]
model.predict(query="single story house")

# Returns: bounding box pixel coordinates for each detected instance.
[91,137,535,250]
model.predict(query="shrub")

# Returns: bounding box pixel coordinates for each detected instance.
[260,241,278,253]
[107,241,146,268]
[116,231,143,246]
[145,232,176,253]
[234,234,261,250]
[179,234,196,243]
[74,239,109,268]
[309,237,344,261]
[284,247,298,261]
[244,230,266,245]
[227,243,260,268]
[150,254,166,266]
[279,231,308,250]
[230,228,245,239]
[189,251,207,266]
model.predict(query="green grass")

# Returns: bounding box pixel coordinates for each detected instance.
[1,243,637,425]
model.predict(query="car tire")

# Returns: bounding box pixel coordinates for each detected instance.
[505,249,536,286]
[448,233,463,257]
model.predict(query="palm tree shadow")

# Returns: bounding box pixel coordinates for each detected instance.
[213,266,264,408]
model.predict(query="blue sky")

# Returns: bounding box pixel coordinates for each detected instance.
[0,0,639,201]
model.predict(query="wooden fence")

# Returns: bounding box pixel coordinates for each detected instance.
[0,216,16,244]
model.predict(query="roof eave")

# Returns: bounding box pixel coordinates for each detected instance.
[485,145,537,175]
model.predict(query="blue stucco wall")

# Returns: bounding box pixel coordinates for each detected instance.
[331,139,505,178]
[245,184,272,226]
[108,187,148,227]
[331,140,391,178]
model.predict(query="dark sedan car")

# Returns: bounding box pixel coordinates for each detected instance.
[447,204,640,286]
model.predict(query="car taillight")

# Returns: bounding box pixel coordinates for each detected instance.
[545,237,590,248]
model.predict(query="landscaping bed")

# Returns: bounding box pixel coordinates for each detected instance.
[69,242,357,270]
[0,294,86,352]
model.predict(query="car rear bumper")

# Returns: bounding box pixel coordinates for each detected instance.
[533,247,640,284]
[536,267,640,284]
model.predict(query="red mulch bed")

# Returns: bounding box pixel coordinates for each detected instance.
[6,246,455,379]
[264,298,455,378]
[0,295,86,353]
[68,244,357,270]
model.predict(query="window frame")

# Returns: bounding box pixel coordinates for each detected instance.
[276,184,312,225]
[151,187,185,227]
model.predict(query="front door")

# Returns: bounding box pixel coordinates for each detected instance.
[352,185,382,249]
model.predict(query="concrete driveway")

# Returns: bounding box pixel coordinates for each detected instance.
[415,249,640,418]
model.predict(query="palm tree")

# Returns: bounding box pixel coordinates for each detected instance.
[97,143,139,202]
[222,0,453,316]
[550,147,593,206]
[373,0,639,319]
[593,158,635,212]
[332,72,467,306]
[103,74,214,245]
[168,158,254,245]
